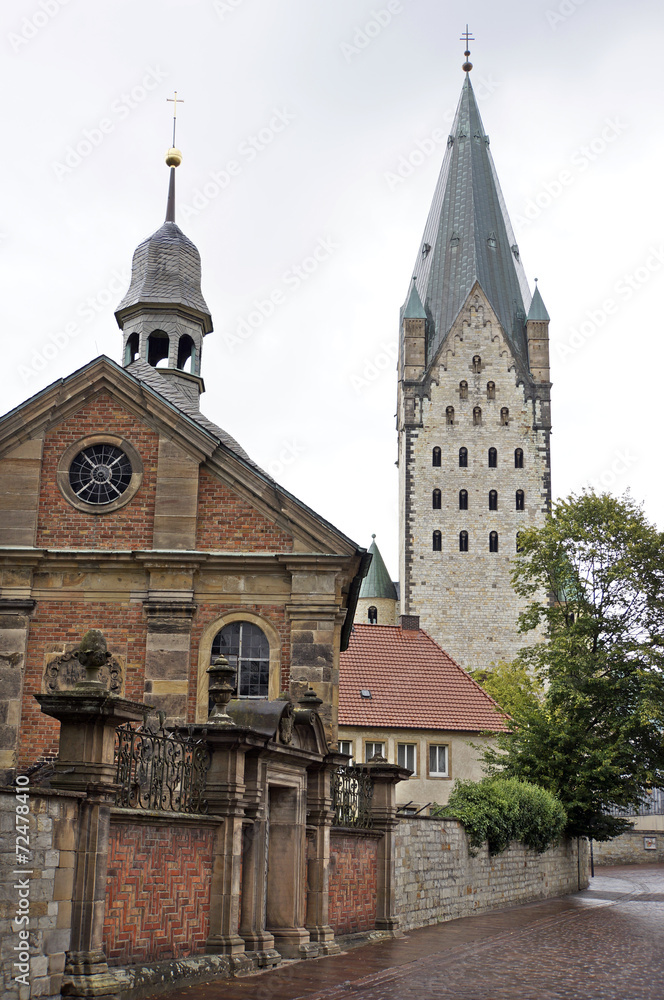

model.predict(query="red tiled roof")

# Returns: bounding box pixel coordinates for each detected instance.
[339,624,508,732]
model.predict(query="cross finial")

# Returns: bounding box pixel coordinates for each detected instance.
[460,24,474,73]
[167,91,184,147]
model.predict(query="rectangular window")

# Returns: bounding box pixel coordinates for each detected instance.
[397,743,416,773]
[429,744,449,777]
[365,741,384,762]
[338,740,353,764]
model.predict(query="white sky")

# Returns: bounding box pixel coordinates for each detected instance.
[2,0,663,578]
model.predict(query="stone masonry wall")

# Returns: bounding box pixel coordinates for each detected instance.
[328,829,379,936]
[394,815,587,931]
[0,787,81,1000]
[399,291,550,672]
[592,829,664,866]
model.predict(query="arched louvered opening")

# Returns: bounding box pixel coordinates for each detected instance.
[124,332,139,366]
[147,330,170,368]
[177,334,196,373]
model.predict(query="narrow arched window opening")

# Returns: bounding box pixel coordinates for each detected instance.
[459,489,468,510]
[489,531,499,553]
[433,530,442,552]
[515,448,524,469]
[500,407,509,426]
[473,406,482,426]
[147,330,170,368]
[432,447,441,467]
[459,380,468,400]
[433,489,441,510]
[472,355,482,373]
[516,490,525,511]
[177,334,196,373]
[211,621,269,699]
[459,531,468,553]
[488,447,497,468]
[124,332,139,366]
[368,606,378,624]
[486,381,495,400]
[459,447,468,468]
[446,406,455,426]
[489,490,498,511]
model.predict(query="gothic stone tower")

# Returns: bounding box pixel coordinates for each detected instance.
[397,70,552,672]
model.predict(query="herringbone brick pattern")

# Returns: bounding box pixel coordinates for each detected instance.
[328,832,378,935]
[103,821,214,965]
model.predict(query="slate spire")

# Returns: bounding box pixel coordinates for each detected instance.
[408,74,532,368]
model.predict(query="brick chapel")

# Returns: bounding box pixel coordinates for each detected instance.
[0,152,368,782]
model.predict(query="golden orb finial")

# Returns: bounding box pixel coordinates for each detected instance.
[166,147,182,168]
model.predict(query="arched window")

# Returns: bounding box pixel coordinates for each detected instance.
[516,490,525,511]
[473,406,482,426]
[432,447,441,467]
[459,489,468,510]
[489,490,498,511]
[489,532,499,553]
[488,447,497,468]
[515,448,524,468]
[433,489,442,510]
[500,407,509,426]
[368,606,378,624]
[147,330,170,368]
[486,381,495,400]
[177,334,196,373]
[459,380,468,400]
[433,531,442,552]
[459,447,468,468]
[124,332,139,366]
[472,355,482,373]
[446,406,455,426]
[211,621,270,699]
[459,531,469,553]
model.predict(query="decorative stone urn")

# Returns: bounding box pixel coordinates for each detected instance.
[207,655,237,724]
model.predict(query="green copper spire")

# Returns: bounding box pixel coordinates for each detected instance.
[359,536,398,600]
[403,278,427,320]
[527,282,550,322]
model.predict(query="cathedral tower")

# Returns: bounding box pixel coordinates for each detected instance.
[397,64,552,672]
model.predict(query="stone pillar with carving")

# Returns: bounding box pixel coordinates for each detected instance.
[360,759,410,933]
[0,598,35,783]
[35,629,146,1000]
[142,593,197,727]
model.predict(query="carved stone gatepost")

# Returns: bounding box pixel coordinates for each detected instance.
[304,752,343,956]
[359,759,410,933]
[35,629,146,1000]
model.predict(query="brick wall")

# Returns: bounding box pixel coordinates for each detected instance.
[0,787,81,1000]
[394,816,588,931]
[103,817,216,966]
[328,829,379,935]
[36,392,159,551]
[196,469,293,551]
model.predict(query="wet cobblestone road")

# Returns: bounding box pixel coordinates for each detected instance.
[146,865,664,1000]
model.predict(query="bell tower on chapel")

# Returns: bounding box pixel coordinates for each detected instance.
[397,48,552,672]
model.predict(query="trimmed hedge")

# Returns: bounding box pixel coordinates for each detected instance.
[431,777,567,856]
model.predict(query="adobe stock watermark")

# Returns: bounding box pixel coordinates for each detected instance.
[384,75,500,192]
[51,67,168,180]
[546,0,590,30]
[556,246,664,362]
[513,116,627,232]
[223,236,339,352]
[266,440,307,481]
[8,0,73,54]
[180,108,296,222]
[340,1,404,63]
[351,340,397,392]
[587,448,638,493]
[19,266,130,383]
[212,0,246,19]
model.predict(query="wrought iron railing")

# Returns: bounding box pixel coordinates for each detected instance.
[331,766,374,829]
[114,718,210,814]
[605,787,664,818]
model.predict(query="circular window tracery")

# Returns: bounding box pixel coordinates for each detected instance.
[68,444,133,505]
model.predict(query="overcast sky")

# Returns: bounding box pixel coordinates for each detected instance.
[2,0,663,577]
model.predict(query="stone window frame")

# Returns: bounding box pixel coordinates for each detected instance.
[427,742,450,778]
[56,434,143,515]
[338,739,354,764]
[397,742,417,775]
[195,611,282,722]
[364,739,385,762]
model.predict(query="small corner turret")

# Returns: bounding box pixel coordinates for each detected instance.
[526,282,551,384]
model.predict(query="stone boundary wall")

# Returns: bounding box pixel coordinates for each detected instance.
[395,815,588,931]
[103,812,218,966]
[328,829,380,935]
[0,786,82,1000]
[593,829,664,866]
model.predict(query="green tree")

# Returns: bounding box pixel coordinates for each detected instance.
[470,659,544,718]
[482,491,664,840]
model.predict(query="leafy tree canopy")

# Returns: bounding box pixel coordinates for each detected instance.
[470,659,544,718]
[482,491,664,840]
